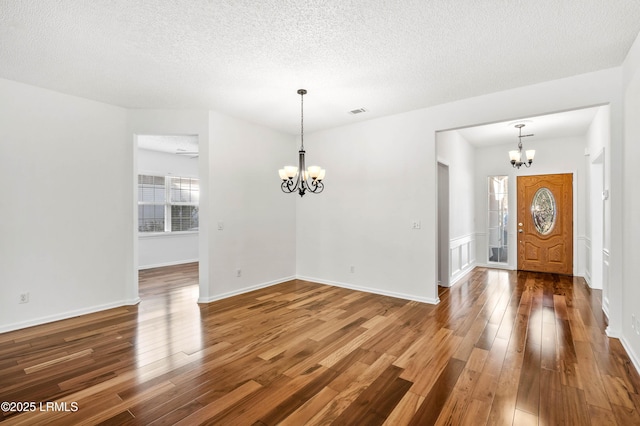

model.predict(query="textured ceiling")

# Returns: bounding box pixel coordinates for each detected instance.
[1,1,639,135]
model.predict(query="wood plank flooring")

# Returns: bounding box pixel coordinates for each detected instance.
[1,263,640,425]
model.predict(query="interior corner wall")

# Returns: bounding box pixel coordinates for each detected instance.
[296,67,622,307]
[621,31,640,370]
[206,111,296,301]
[295,111,439,303]
[0,78,132,333]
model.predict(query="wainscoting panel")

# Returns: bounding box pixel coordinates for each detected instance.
[449,234,476,286]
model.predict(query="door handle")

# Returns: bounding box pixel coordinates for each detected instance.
[518,229,523,233]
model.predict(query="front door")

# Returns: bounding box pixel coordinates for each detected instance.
[517,173,573,274]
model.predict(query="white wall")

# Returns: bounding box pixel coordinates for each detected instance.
[621,30,640,372]
[585,106,610,292]
[436,131,476,285]
[207,111,296,300]
[296,113,439,303]
[297,68,622,307]
[0,78,133,332]
[437,131,476,239]
[138,233,199,269]
[137,148,199,269]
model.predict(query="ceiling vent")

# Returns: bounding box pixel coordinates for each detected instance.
[349,108,368,115]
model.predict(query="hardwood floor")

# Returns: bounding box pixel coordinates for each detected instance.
[1,263,640,425]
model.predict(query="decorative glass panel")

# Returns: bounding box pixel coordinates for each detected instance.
[531,187,556,235]
[488,176,509,264]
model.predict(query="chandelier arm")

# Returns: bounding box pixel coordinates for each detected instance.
[281,178,296,193]
[309,179,324,193]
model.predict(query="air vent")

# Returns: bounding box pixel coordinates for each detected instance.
[349,108,368,115]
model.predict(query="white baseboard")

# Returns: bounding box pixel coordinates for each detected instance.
[138,258,199,270]
[198,275,440,305]
[0,297,141,334]
[474,262,514,270]
[620,336,640,376]
[296,275,440,305]
[606,326,621,338]
[197,276,296,304]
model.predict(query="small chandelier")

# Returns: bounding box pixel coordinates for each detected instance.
[509,123,536,168]
[279,89,325,196]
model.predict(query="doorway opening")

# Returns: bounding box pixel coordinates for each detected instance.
[135,134,200,299]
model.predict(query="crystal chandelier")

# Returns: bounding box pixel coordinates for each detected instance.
[279,89,325,196]
[509,123,536,168]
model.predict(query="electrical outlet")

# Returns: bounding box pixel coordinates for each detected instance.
[350,265,355,273]
[236,269,242,278]
[19,292,29,304]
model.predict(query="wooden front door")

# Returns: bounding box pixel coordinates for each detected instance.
[517,173,573,274]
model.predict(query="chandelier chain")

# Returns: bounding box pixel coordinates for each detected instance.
[300,90,304,150]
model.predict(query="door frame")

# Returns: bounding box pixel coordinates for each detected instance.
[590,149,605,291]
[437,161,450,287]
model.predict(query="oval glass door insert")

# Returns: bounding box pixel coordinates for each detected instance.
[531,187,556,235]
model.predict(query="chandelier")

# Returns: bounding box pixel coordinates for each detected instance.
[278,89,325,196]
[509,123,535,168]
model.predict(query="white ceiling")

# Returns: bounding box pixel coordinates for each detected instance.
[1,1,639,137]
[137,134,199,155]
[454,106,601,147]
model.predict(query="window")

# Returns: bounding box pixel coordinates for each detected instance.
[488,176,508,264]
[138,175,199,233]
